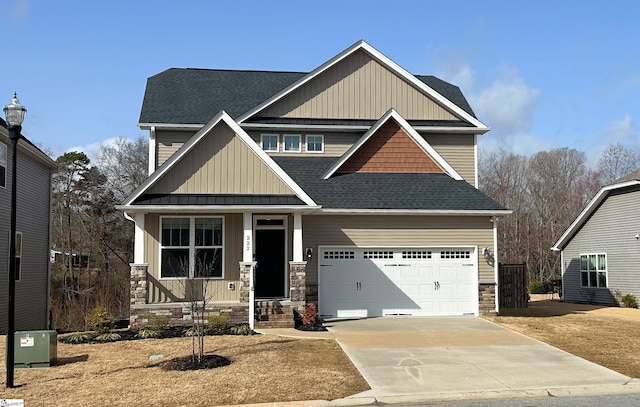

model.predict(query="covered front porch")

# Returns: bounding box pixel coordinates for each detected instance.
[128,211,309,329]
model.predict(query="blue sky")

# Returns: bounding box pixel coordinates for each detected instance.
[1,0,639,166]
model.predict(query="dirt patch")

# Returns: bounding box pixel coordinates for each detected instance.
[486,300,640,378]
[0,334,369,406]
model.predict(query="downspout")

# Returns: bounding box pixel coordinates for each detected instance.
[46,169,54,330]
[148,126,156,175]
[493,216,500,314]
[474,134,479,188]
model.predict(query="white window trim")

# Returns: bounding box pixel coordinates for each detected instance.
[260,134,279,152]
[306,134,324,153]
[0,142,7,189]
[283,134,302,153]
[579,252,607,288]
[159,216,225,280]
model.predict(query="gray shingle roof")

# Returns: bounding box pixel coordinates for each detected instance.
[132,193,305,206]
[273,156,504,210]
[139,69,476,125]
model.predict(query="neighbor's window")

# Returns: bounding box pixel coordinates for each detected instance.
[15,232,21,281]
[580,253,607,288]
[0,142,6,188]
[260,134,279,152]
[306,135,324,153]
[7,231,22,282]
[283,134,301,152]
[160,217,224,279]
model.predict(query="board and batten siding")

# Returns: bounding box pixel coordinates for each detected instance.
[156,130,197,167]
[148,123,295,195]
[144,213,243,303]
[423,134,476,186]
[562,189,640,305]
[260,50,459,121]
[302,215,495,287]
[0,142,53,333]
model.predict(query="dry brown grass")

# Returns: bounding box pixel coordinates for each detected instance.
[485,300,640,378]
[0,334,368,406]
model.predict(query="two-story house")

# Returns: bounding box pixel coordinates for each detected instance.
[118,41,509,328]
[0,117,57,333]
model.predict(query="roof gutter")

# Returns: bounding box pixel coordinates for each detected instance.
[316,208,512,216]
[116,204,322,214]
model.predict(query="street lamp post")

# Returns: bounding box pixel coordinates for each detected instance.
[4,92,26,389]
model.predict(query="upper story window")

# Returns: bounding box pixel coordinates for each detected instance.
[0,142,6,188]
[260,134,279,152]
[306,135,324,153]
[580,253,607,288]
[14,231,22,281]
[283,134,301,152]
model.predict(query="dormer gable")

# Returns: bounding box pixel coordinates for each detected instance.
[323,109,462,180]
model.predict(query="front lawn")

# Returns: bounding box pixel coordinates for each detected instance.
[485,300,640,378]
[0,334,369,406]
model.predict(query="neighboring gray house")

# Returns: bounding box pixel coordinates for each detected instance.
[118,41,510,329]
[552,170,640,305]
[0,118,57,333]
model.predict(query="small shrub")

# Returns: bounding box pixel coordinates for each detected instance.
[301,303,319,326]
[183,326,205,337]
[229,323,252,336]
[529,281,545,294]
[621,293,638,308]
[135,328,160,339]
[207,314,230,334]
[88,305,116,334]
[148,314,171,331]
[66,332,91,344]
[95,332,121,342]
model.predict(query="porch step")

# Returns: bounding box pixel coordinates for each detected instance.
[254,300,295,328]
[255,319,294,329]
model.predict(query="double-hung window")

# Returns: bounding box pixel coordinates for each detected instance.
[580,253,607,288]
[283,134,301,152]
[0,142,6,188]
[161,217,223,279]
[306,135,324,153]
[260,134,279,152]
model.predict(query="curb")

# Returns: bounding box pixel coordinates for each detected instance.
[230,382,640,407]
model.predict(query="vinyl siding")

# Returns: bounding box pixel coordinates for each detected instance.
[302,215,495,287]
[0,141,53,333]
[562,189,640,305]
[423,134,476,186]
[260,50,459,121]
[144,213,243,303]
[148,123,295,195]
[156,130,197,167]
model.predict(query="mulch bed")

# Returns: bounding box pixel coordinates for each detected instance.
[160,354,231,371]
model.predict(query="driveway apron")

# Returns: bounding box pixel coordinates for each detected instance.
[326,317,631,397]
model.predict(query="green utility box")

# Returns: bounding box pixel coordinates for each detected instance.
[13,330,57,368]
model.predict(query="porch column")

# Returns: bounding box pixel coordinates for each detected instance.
[133,212,145,264]
[293,212,303,262]
[241,212,257,330]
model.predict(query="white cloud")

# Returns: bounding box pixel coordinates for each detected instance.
[9,0,29,23]
[470,72,539,138]
[437,62,541,156]
[67,137,123,165]
[584,114,640,166]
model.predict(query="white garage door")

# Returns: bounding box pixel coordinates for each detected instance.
[319,247,478,318]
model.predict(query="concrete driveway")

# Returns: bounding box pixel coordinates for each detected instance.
[325,317,635,400]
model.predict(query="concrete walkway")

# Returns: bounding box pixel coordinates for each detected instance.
[258,317,640,405]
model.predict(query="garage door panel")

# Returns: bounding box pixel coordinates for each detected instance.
[319,247,478,318]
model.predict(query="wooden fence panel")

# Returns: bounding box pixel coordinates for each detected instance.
[499,263,527,309]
